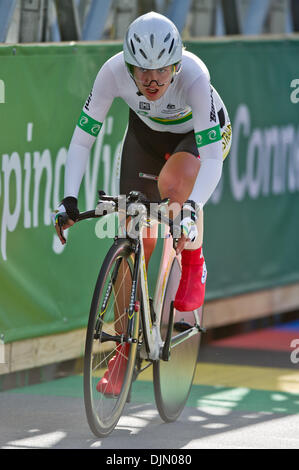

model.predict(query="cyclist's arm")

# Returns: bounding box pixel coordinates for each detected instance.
[186,74,223,207]
[64,61,118,199]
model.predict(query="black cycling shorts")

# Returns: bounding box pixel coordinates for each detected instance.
[119,109,198,201]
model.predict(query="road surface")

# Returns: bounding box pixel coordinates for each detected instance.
[1,319,298,450]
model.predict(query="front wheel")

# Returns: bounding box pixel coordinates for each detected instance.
[84,239,139,437]
[153,256,202,422]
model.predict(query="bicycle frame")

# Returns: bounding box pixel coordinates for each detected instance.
[75,191,203,363]
[129,205,202,362]
[124,203,166,362]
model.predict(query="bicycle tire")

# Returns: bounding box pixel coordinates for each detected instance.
[84,238,140,437]
[153,256,202,422]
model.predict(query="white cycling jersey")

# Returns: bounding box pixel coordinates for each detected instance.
[64,50,231,207]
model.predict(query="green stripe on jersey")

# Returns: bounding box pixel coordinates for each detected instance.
[195,124,221,148]
[77,110,102,137]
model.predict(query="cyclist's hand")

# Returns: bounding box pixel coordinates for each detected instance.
[52,210,74,245]
[175,200,198,255]
[52,197,79,245]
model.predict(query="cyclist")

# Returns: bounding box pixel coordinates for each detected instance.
[54,11,232,395]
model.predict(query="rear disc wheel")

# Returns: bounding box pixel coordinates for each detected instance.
[153,257,202,422]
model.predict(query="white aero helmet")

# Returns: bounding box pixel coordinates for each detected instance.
[124,11,183,71]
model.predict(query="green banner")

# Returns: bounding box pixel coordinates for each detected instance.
[187,37,299,299]
[0,38,299,343]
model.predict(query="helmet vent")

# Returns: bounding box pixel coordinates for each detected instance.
[150,33,154,48]
[139,49,148,59]
[130,39,136,55]
[134,33,141,43]
[157,48,165,59]
[168,38,174,53]
[164,32,171,42]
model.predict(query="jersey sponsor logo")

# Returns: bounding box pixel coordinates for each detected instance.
[79,115,88,126]
[208,129,217,140]
[196,134,203,146]
[210,86,216,122]
[84,90,93,111]
[77,110,102,137]
[137,110,149,116]
[195,124,221,148]
[139,101,150,110]
[91,124,102,135]
[221,123,232,160]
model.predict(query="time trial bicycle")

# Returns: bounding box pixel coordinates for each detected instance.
[58,185,206,437]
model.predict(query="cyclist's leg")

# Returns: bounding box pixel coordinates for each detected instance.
[157,109,232,311]
[158,151,203,248]
[158,148,206,311]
